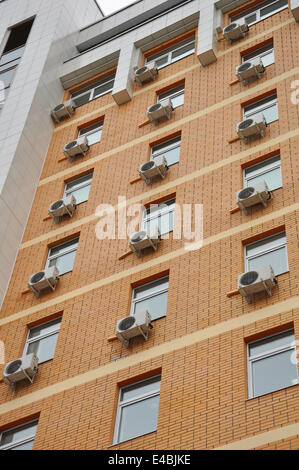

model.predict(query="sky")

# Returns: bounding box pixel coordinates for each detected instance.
[97,0,136,16]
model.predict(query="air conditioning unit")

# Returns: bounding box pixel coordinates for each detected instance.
[223,20,249,43]
[49,195,77,223]
[129,227,161,257]
[116,311,153,348]
[51,99,75,123]
[3,354,39,389]
[28,266,60,298]
[236,57,265,84]
[63,136,89,162]
[147,98,173,124]
[139,156,168,185]
[135,62,158,86]
[238,265,277,304]
[237,113,267,143]
[237,179,271,215]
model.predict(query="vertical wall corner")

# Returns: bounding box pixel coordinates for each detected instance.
[197,2,221,67]
[112,43,142,106]
[290,0,299,21]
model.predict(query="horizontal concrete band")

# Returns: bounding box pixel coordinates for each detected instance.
[52,18,295,134]
[4,200,299,328]
[215,422,299,450]
[21,127,299,250]
[0,294,298,419]
[41,64,299,187]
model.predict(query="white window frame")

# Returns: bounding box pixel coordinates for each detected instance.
[151,136,181,167]
[46,237,79,276]
[0,419,38,450]
[64,172,93,205]
[113,375,161,444]
[231,0,288,26]
[247,329,298,398]
[242,43,274,66]
[70,74,115,107]
[243,154,282,190]
[243,94,278,123]
[23,318,61,364]
[141,198,176,236]
[78,121,103,146]
[130,276,169,320]
[157,84,185,109]
[145,37,195,70]
[244,231,289,275]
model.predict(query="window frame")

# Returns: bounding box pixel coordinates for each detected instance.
[242,43,275,66]
[64,172,93,205]
[150,136,181,167]
[243,94,278,124]
[78,121,103,146]
[0,419,38,451]
[244,231,289,275]
[157,83,185,109]
[46,237,79,276]
[23,318,62,365]
[247,329,298,398]
[145,37,195,70]
[113,375,161,444]
[141,198,176,236]
[70,74,115,108]
[231,0,288,26]
[130,276,169,321]
[243,154,282,191]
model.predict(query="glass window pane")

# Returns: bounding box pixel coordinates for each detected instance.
[49,239,79,257]
[134,278,169,300]
[10,440,34,450]
[262,103,278,123]
[0,46,24,66]
[27,333,59,363]
[28,319,61,339]
[118,395,160,443]
[260,0,288,18]
[170,92,184,108]
[152,137,180,155]
[245,96,276,114]
[252,350,298,397]
[245,13,257,25]
[156,56,169,69]
[79,121,103,135]
[248,246,288,275]
[249,330,294,357]
[66,174,92,192]
[1,422,37,446]
[49,250,77,275]
[153,145,180,166]
[261,49,275,67]
[93,80,114,98]
[86,129,102,146]
[246,167,282,191]
[245,156,281,178]
[171,42,195,62]
[146,211,174,235]
[246,233,286,257]
[134,291,168,321]
[121,376,161,402]
[68,185,91,205]
[72,93,91,108]
[0,67,16,89]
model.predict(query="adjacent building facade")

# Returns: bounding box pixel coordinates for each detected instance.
[0,0,299,450]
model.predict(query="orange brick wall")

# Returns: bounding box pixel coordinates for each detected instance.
[0,6,298,450]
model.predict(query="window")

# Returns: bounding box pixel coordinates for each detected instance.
[242,42,275,67]
[64,173,93,205]
[142,199,176,236]
[46,237,79,276]
[245,231,288,276]
[244,154,282,191]
[231,0,288,26]
[70,74,115,107]
[0,19,34,104]
[247,329,298,398]
[0,420,38,450]
[113,375,161,444]
[78,121,103,146]
[151,136,181,167]
[146,36,195,70]
[243,94,278,124]
[130,276,169,321]
[24,318,61,364]
[157,83,185,109]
